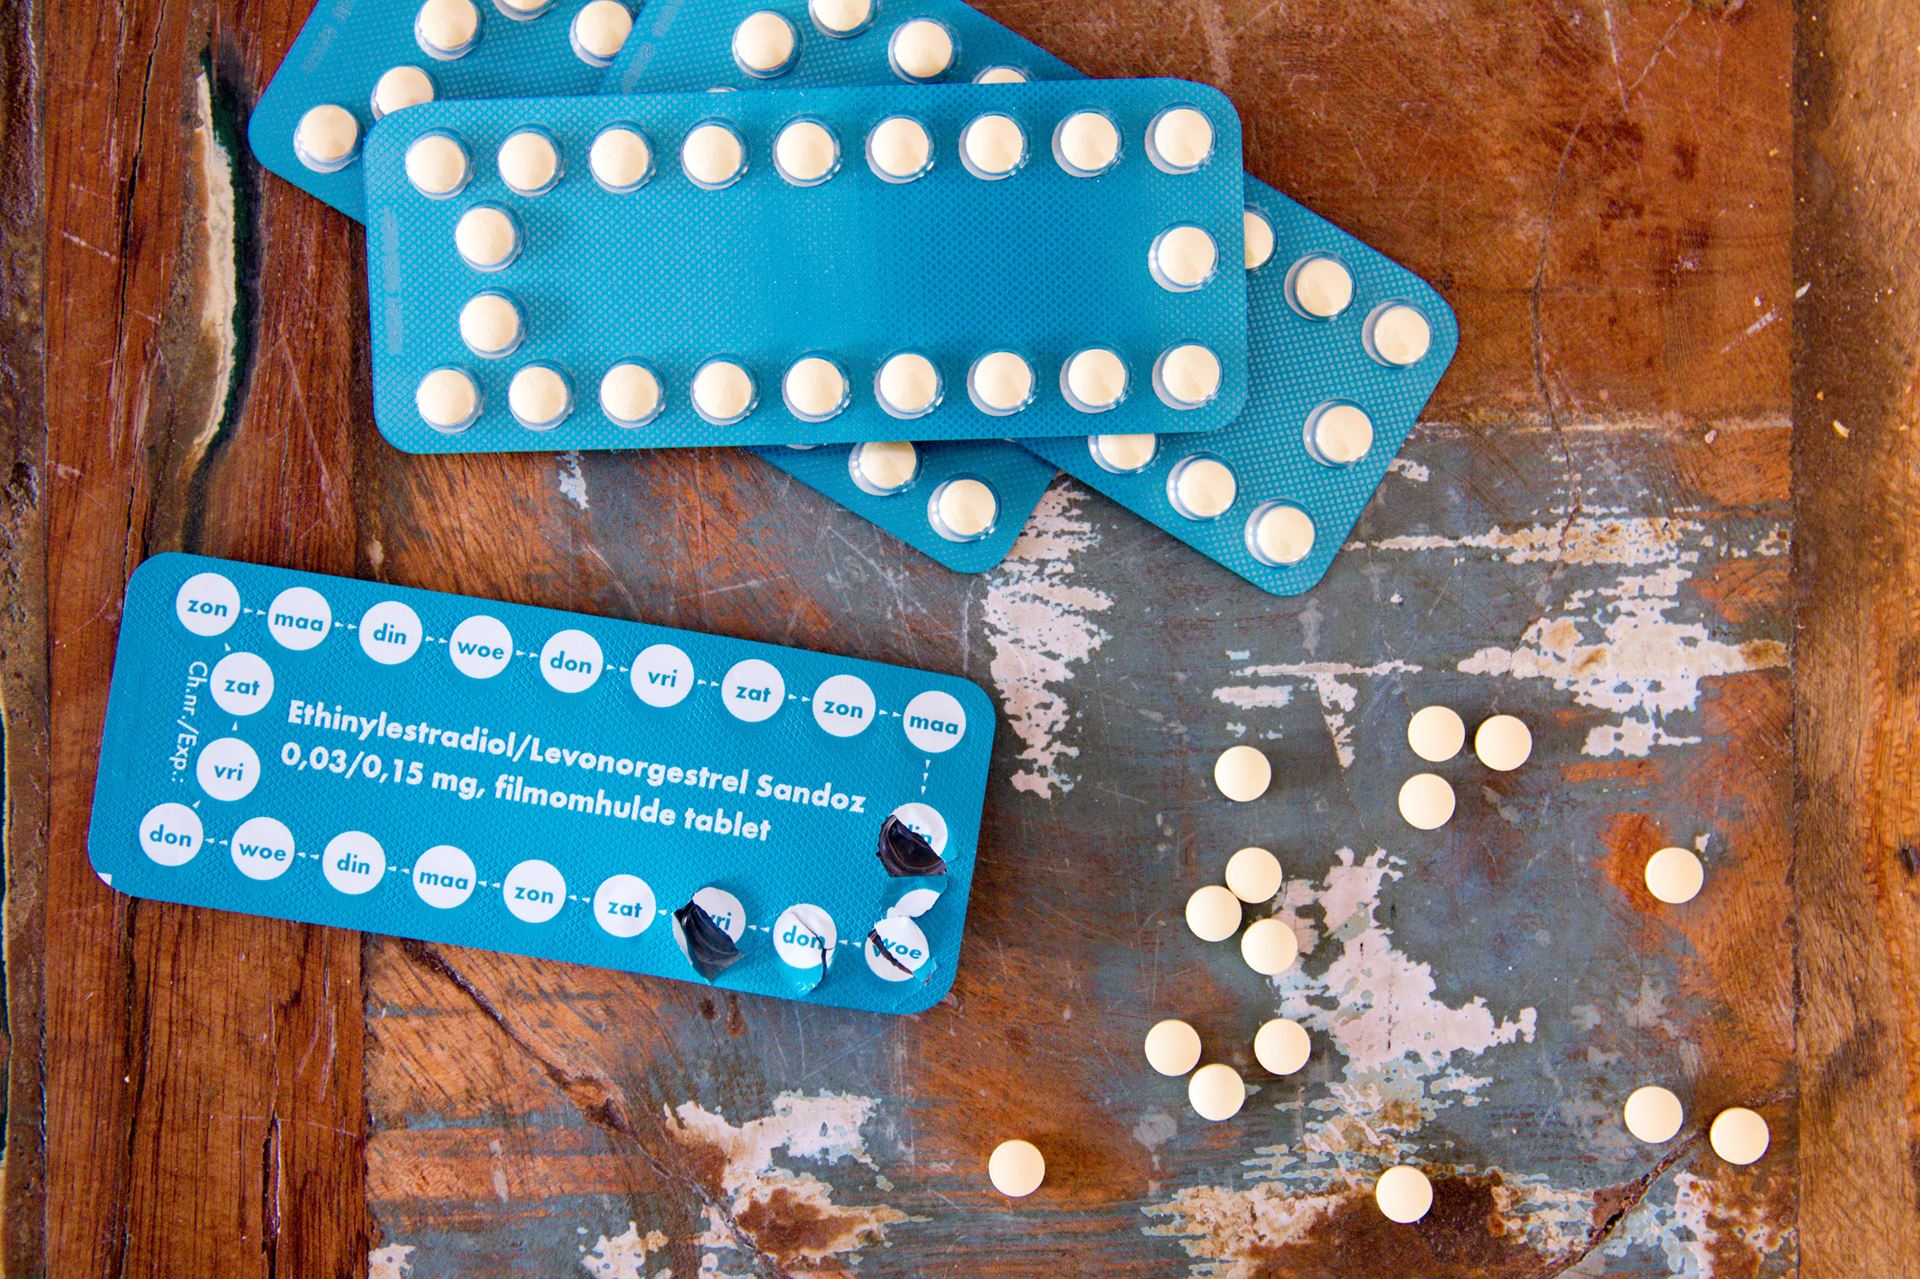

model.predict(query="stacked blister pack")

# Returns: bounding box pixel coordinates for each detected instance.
[250,0,1456,590]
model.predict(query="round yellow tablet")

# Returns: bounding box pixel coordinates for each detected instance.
[1374,1165,1433,1223]
[1644,847,1704,904]
[1157,344,1222,407]
[1150,106,1214,171]
[1708,1107,1769,1165]
[1622,1085,1684,1144]
[850,441,918,494]
[876,352,939,416]
[1407,705,1465,763]
[1064,348,1127,412]
[1224,846,1282,904]
[987,1139,1045,1197]
[1143,1018,1202,1077]
[1187,1063,1244,1121]
[1243,208,1276,270]
[890,18,954,80]
[1398,773,1455,830]
[932,478,997,540]
[1248,505,1314,565]
[1240,918,1298,976]
[294,104,359,171]
[1370,303,1433,365]
[1475,714,1532,771]
[1213,745,1270,802]
[1291,255,1353,318]
[1184,884,1241,942]
[1253,1018,1310,1075]
[1091,434,1156,473]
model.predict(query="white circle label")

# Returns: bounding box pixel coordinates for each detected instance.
[210,651,275,716]
[359,601,423,665]
[413,844,477,908]
[448,615,513,679]
[772,904,837,970]
[865,915,931,982]
[196,737,261,801]
[230,815,296,880]
[266,586,332,650]
[593,873,657,937]
[901,689,967,753]
[175,572,240,636]
[888,802,949,856]
[811,673,876,738]
[138,802,202,866]
[540,629,603,693]
[721,659,785,723]
[503,859,566,922]
[323,830,387,894]
[630,643,695,707]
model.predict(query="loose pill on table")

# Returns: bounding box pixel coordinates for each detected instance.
[1290,256,1353,318]
[774,119,838,184]
[1622,1086,1684,1144]
[589,126,652,190]
[455,205,518,270]
[962,114,1025,177]
[1184,884,1241,942]
[1406,705,1466,763]
[1153,225,1218,291]
[1374,1165,1433,1223]
[405,133,468,196]
[784,357,848,420]
[969,351,1034,415]
[876,352,939,416]
[1172,456,1237,520]
[1370,303,1434,366]
[1055,110,1119,175]
[1240,918,1298,976]
[498,130,560,194]
[733,11,797,75]
[932,478,997,540]
[1249,505,1314,566]
[1143,1018,1202,1077]
[1063,348,1127,412]
[682,123,745,188]
[692,359,755,423]
[1398,773,1455,830]
[1091,433,1155,473]
[371,66,434,119]
[1708,1108,1769,1165]
[600,362,662,426]
[868,116,933,181]
[890,18,954,80]
[458,293,521,357]
[1253,1018,1311,1075]
[851,440,919,493]
[1475,714,1532,771]
[1188,1063,1245,1122]
[988,1139,1045,1198]
[571,0,634,65]
[509,365,571,428]
[1157,344,1222,408]
[1150,106,1214,171]
[975,65,1027,84]
[1644,846,1705,904]
[294,104,359,171]
[1244,208,1276,270]
[809,0,871,36]
[1308,403,1374,465]
[1213,744,1270,802]
[416,368,479,431]
[1224,846,1282,904]
[415,0,479,57]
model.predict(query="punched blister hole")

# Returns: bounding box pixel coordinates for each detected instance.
[849,441,920,495]
[974,65,1028,84]
[960,113,1026,180]
[809,0,873,38]
[1150,224,1218,293]
[370,66,435,120]
[877,813,947,919]
[1243,206,1276,271]
[1365,301,1434,367]
[600,361,664,427]
[589,124,653,192]
[1145,104,1214,173]
[1304,401,1374,466]
[1246,501,1316,566]
[1089,433,1156,474]
[875,352,941,418]
[772,903,836,993]
[415,0,480,60]
[784,355,850,422]
[774,117,841,186]
[866,116,933,183]
[570,0,634,66]
[493,0,552,19]
[888,18,956,81]
[293,104,360,173]
[733,11,799,77]
[691,358,757,425]
[508,363,573,430]
[405,131,471,198]
[1061,347,1128,414]
[928,476,998,542]
[497,127,562,195]
[682,120,747,189]
[1167,454,1237,520]
[673,886,746,982]
[1153,343,1222,409]
[458,291,523,358]
[968,351,1034,416]
[454,203,520,271]
[416,367,482,433]
[1053,109,1120,177]
[1287,253,1354,319]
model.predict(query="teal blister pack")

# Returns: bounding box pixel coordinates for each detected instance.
[608,0,1458,595]
[88,555,994,1015]
[361,79,1251,450]
[250,0,642,220]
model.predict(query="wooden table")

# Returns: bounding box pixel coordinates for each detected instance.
[6,0,1908,1274]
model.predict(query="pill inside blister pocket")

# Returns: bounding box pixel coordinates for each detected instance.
[1147,105,1214,173]
[494,0,553,20]
[416,367,481,432]
[1090,433,1156,473]
[849,441,920,494]
[405,132,470,197]
[1247,503,1315,566]
[570,0,634,66]
[929,477,998,542]
[458,292,522,357]
[733,11,799,77]
[867,116,933,182]
[509,364,572,429]
[783,356,850,422]
[1288,254,1354,319]
[454,204,520,270]
[774,118,840,185]
[692,358,757,424]
[1151,225,1219,292]
[888,18,955,81]
[599,361,663,426]
[589,125,653,192]
[875,352,941,417]
[968,351,1034,415]
[960,113,1026,179]
[809,0,872,37]
[1366,302,1434,366]
[1061,348,1128,413]
[975,65,1028,85]
[294,104,360,172]
[682,121,748,188]
[498,128,561,195]
[1167,454,1236,519]
[1154,344,1223,409]
[371,66,435,120]
[1243,207,1276,271]
[1305,402,1374,465]
[1054,110,1120,176]
[415,0,479,59]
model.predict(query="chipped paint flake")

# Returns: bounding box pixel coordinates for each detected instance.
[580,1222,670,1279]
[1213,661,1419,767]
[1387,457,1430,482]
[188,70,239,456]
[368,1243,415,1279]
[558,450,590,510]
[1357,514,1702,566]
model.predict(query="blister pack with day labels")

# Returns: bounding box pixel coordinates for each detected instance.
[88,554,994,1014]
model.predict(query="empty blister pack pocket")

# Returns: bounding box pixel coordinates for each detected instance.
[251,0,640,219]
[362,79,1250,450]
[89,554,993,1014]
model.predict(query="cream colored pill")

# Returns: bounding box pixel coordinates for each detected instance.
[1056,110,1119,174]
[416,0,478,55]
[1143,1018,1203,1077]
[495,0,549,15]
[1250,505,1314,566]
[970,351,1033,414]
[1254,1018,1311,1075]
[975,65,1027,84]
[1240,918,1298,976]
[372,66,434,118]
[733,11,796,73]
[294,104,359,170]
[600,363,661,425]
[1184,884,1241,942]
[1213,744,1269,802]
[1064,349,1126,411]
[1644,847,1705,904]
[890,18,953,79]
[1407,706,1466,763]
[1154,226,1218,290]
[572,0,633,63]
[774,120,837,183]
[1475,714,1532,771]
[1244,208,1275,270]
[1151,106,1213,170]
[1311,404,1373,464]
[877,352,939,414]
[454,205,517,269]
[1292,256,1353,318]
[1622,1086,1685,1144]
[682,123,745,187]
[934,478,997,538]
[590,127,651,190]
[1188,1063,1245,1122]
[1224,847,1282,904]
[458,293,520,356]
[987,1140,1045,1197]
[784,357,847,420]
[868,116,932,179]
[1709,1108,1769,1165]
[692,360,755,422]
[1398,773,1455,830]
[415,368,478,430]
[1372,303,1433,365]
[1375,1166,1433,1223]
[809,0,871,35]
[405,133,468,195]
[963,114,1025,177]
[498,130,560,194]
[1174,457,1237,519]
[852,441,917,492]
[1092,433,1155,472]
[1158,344,1222,407]
[509,366,570,427]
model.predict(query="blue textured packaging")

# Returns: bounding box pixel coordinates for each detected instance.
[89,554,994,1015]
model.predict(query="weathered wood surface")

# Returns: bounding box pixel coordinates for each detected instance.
[9,0,1892,1273]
